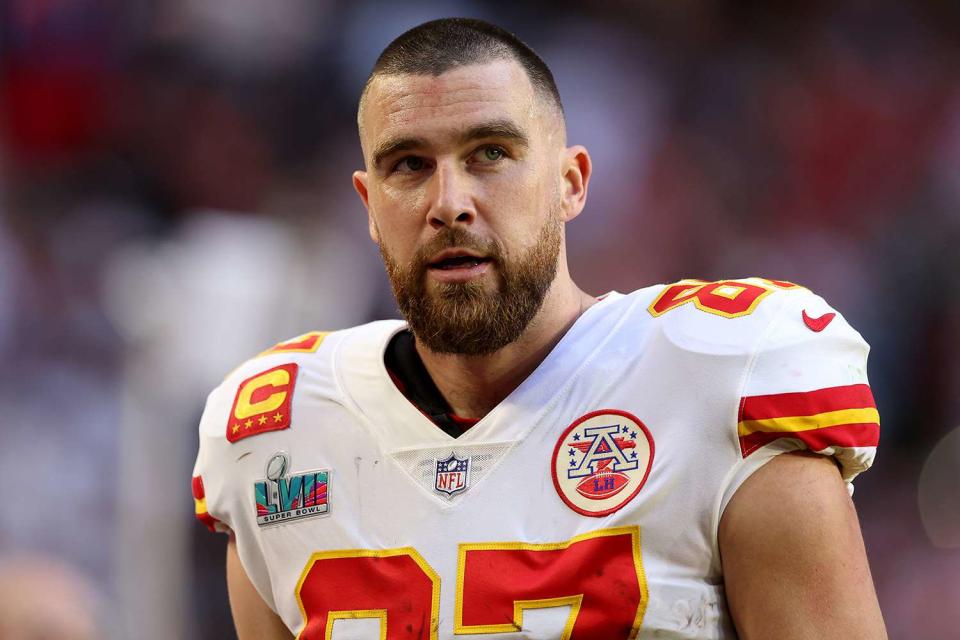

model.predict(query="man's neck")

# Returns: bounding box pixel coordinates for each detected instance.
[414,277,596,420]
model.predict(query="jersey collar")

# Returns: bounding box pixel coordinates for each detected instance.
[334,293,630,451]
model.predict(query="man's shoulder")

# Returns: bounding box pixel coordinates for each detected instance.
[618,277,859,356]
[629,277,876,486]
[225,320,401,380]
[199,320,404,443]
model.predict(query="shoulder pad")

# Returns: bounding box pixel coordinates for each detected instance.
[204,330,338,443]
[647,277,806,355]
[648,277,803,320]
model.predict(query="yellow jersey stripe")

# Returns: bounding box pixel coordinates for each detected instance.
[738,407,880,436]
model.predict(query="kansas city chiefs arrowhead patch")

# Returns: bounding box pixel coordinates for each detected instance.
[552,410,655,517]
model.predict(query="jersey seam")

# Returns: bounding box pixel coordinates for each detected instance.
[440,292,646,510]
[330,326,374,425]
[708,288,796,571]
[330,323,476,510]
[526,291,645,434]
[450,291,640,508]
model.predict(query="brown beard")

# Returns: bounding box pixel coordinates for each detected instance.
[380,216,561,356]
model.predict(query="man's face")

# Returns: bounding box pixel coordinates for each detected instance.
[354,58,572,355]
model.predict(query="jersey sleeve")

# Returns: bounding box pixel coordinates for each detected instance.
[190,331,328,535]
[720,288,879,513]
[191,384,236,535]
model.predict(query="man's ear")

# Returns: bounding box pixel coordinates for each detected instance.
[560,145,592,222]
[353,170,379,244]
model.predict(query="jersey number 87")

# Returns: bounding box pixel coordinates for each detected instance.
[295,526,646,639]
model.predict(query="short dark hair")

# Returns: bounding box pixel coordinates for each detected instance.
[364,17,563,114]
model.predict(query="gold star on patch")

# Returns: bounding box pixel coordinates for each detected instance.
[258,415,268,426]
[273,412,283,423]
[232,424,241,434]
[244,419,253,428]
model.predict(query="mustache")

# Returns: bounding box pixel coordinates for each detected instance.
[412,228,502,271]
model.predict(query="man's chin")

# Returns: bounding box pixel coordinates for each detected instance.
[404,293,510,356]
[424,275,497,300]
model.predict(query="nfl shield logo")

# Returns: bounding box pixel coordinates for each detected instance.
[435,453,470,497]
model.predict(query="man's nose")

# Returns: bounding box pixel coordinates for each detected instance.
[426,160,476,229]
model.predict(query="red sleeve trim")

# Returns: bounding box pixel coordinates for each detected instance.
[740,384,875,421]
[191,475,223,533]
[739,422,880,457]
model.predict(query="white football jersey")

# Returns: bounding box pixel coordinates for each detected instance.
[192,278,879,639]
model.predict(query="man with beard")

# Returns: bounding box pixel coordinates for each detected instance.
[192,18,887,640]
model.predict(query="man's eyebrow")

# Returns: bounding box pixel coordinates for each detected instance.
[371,120,530,170]
[372,136,428,170]
[459,119,529,148]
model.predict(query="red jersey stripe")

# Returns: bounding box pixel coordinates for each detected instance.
[739,422,880,457]
[192,475,223,532]
[191,475,205,501]
[740,384,875,421]
[448,413,480,429]
[195,511,220,533]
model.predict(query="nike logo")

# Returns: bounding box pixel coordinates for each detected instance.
[803,310,836,332]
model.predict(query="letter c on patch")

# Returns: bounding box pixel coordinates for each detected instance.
[226,363,298,442]
[235,368,291,419]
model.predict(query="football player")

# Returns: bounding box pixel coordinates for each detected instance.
[192,18,887,639]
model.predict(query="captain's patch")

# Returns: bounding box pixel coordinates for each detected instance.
[552,410,655,517]
[227,363,298,443]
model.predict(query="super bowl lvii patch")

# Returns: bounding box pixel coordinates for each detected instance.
[255,453,329,526]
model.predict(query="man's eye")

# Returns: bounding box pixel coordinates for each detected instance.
[395,156,426,172]
[472,146,505,163]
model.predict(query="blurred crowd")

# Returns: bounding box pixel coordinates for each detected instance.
[0,1,958,638]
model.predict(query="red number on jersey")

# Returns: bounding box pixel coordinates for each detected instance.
[455,527,646,639]
[648,278,799,318]
[295,548,440,639]
[294,528,647,638]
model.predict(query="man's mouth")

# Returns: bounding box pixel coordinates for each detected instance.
[427,249,492,271]
[430,255,491,270]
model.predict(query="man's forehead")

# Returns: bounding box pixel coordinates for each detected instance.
[360,59,540,142]
[370,59,533,107]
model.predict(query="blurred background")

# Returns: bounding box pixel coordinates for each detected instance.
[0,0,958,638]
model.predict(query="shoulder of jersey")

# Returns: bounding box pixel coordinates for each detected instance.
[633,277,859,355]
[198,320,401,443]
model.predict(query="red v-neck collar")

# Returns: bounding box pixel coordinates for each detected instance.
[384,333,480,438]
[384,330,480,438]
